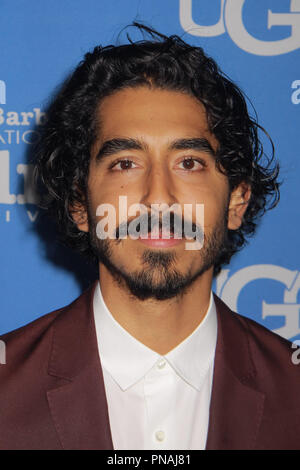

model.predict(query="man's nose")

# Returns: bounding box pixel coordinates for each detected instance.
[140,163,178,209]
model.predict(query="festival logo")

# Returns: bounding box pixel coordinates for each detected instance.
[216,265,300,340]
[180,0,300,56]
[0,81,41,222]
[0,80,6,105]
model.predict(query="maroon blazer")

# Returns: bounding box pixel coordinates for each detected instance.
[1,281,300,450]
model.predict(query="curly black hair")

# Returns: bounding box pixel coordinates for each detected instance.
[34,23,280,277]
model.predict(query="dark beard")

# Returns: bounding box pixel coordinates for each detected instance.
[87,209,228,301]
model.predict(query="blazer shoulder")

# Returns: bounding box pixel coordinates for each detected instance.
[216,295,300,387]
[214,294,293,350]
[0,282,96,342]
[1,305,64,344]
[235,309,294,357]
[0,305,67,378]
[0,285,94,374]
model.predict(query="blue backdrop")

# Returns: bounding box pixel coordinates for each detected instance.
[0,0,299,342]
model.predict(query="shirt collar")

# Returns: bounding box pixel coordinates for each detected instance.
[93,281,217,392]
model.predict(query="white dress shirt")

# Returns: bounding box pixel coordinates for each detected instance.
[93,281,217,450]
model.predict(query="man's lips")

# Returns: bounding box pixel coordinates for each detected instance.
[140,229,178,239]
[138,229,183,247]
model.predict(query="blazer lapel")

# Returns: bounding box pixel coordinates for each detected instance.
[206,295,265,450]
[46,282,114,450]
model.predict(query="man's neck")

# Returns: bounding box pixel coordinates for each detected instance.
[98,264,213,355]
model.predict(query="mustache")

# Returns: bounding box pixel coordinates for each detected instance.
[114,211,203,240]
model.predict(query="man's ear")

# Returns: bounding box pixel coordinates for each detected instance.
[69,202,89,233]
[227,182,251,230]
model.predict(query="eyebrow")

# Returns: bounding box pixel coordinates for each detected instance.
[95,137,216,163]
[95,138,146,162]
[170,138,216,156]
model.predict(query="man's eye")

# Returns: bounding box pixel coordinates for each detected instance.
[178,158,205,171]
[111,159,137,171]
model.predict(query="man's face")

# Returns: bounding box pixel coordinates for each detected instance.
[79,86,240,300]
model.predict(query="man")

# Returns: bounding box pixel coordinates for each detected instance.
[1,24,299,450]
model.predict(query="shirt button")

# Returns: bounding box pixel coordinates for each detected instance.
[155,430,165,442]
[157,358,166,369]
